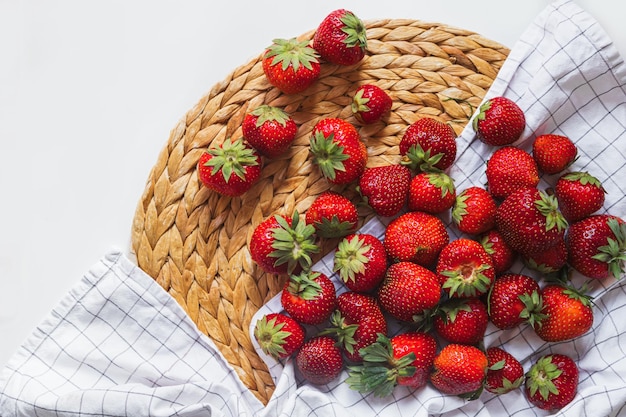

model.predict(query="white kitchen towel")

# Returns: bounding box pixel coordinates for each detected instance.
[1,0,626,416]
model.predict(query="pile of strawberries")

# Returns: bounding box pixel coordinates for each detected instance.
[196,9,626,413]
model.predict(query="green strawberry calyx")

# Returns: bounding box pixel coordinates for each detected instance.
[265,37,320,71]
[562,171,605,191]
[250,105,291,128]
[526,355,563,401]
[286,270,324,299]
[427,172,455,198]
[441,263,493,298]
[270,212,320,274]
[320,310,359,354]
[535,191,568,232]
[471,99,492,131]
[517,289,547,329]
[351,89,371,114]
[340,12,367,50]
[204,137,259,182]
[592,218,626,279]
[401,143,444,173]
[333,235,372,283]
[254,315,290,359]
[309,131,349,181]
[451,191,470,225]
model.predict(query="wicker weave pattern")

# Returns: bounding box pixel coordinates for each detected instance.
[130,19,509,404]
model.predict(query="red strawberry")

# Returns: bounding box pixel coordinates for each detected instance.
[532,134,577,174]
[242,105,298,158]
[377,261,441,323]
[533,284,593,342]
[312,9,367,66]
[197,137,262,197]
[566,214,626,279]
[408,172,456,214]
[333,233,387,293]
[479,229,517,274]
[253,312,305,360]
[433,298,489,345]
[262,37,321,94]
[436,238,496,298]
[296,336,344,385]
[346,332,437,396]
[351,84,392,124]
[486,146,540,200]
[384,211,450,266]
[522,236,568,274]
[452,186,498,235]
[249,212,319,275]
[305,191,358,238]
[525,354,579,411]
[399,117,457,172]
[555,171,606,223]
[309,117,367,184]
[487,273,544,330]
[280,270,337,325]
[358,164,411,217]
[485,347,524,395]
[430,343,488,398]
[472,96,525,146]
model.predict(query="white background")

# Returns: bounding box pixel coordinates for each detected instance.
[1,1,624,369]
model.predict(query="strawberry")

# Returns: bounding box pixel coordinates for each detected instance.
[533,284,593,342]
[485,347,524,395]
[197,137,262,197]
[472,96,525,146]
[495,186,568,256]
[346,332,437,396]
[525,354,579,411]
[384,211,449,266]
[433,297,489,345]
[487,273,544,330]
[351,84,392,124]
[377,261,441,323]
[452,186,498,235]
[566,214,626,280]
[333,233,387,293]
[358,164,411,217]
[522,236,568,274]
[296,336,344,385]
[249,212,319,275]
[479,229,517,274]
[253,312,305,360]
[305,191,358,238]
[430,343,488,398]
[262,37,321,94]
[532,134,577,174]
[399,117,457,172]
[408,172,456,214]
[555,171,606,223]
[312,9,367,66]
[486,146,540,200]
[280,270,337,325]
[436,238,496,298]
[242,105,298,158]
[309,117,367,184]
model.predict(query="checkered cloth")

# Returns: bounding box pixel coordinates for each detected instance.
[2,0,625,416]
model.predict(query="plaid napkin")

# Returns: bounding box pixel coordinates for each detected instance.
[1,0,625,416]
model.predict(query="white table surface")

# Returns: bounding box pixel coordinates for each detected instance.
[1,0,624,370]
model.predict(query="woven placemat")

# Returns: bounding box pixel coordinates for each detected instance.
[130,18,509,404]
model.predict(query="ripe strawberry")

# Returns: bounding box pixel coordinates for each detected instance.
[532,134,577,174]
[486,146,539,200]
[408,172,456,214]
[197,137,262,197]
[358,164,411,217]
[525,354,579,411]
[399,117,457,172]
[522,236,568,274]
[296,336,344,385]
[242,105,298,158]
[485,347,524,395]
[262,37,321,94]
[433,298,489,345]
[452,186,497,235]
[346,332,437,396]
[487,273,544,330]
[253,312,305,360]
[384,211,449,266]
[436,238,496,298]
[351,84,392,124]
[479,229,517,274]
[249,212,319,275]
[280,270,337,325]
[566,214,626,279]
[472,96,525,146]
[333,233,387,293]
[377,261,441,323]
[533,284,593,342]
[305,191,358,238]
[430,343,488,398]
[495,187,568,256]
[309,117,367,184]
[312,9,367,66]
[555,171,606,223]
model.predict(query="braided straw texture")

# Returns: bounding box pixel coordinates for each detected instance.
[131,19,509,404]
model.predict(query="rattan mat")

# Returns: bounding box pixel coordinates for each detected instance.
[130,18,510,404]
